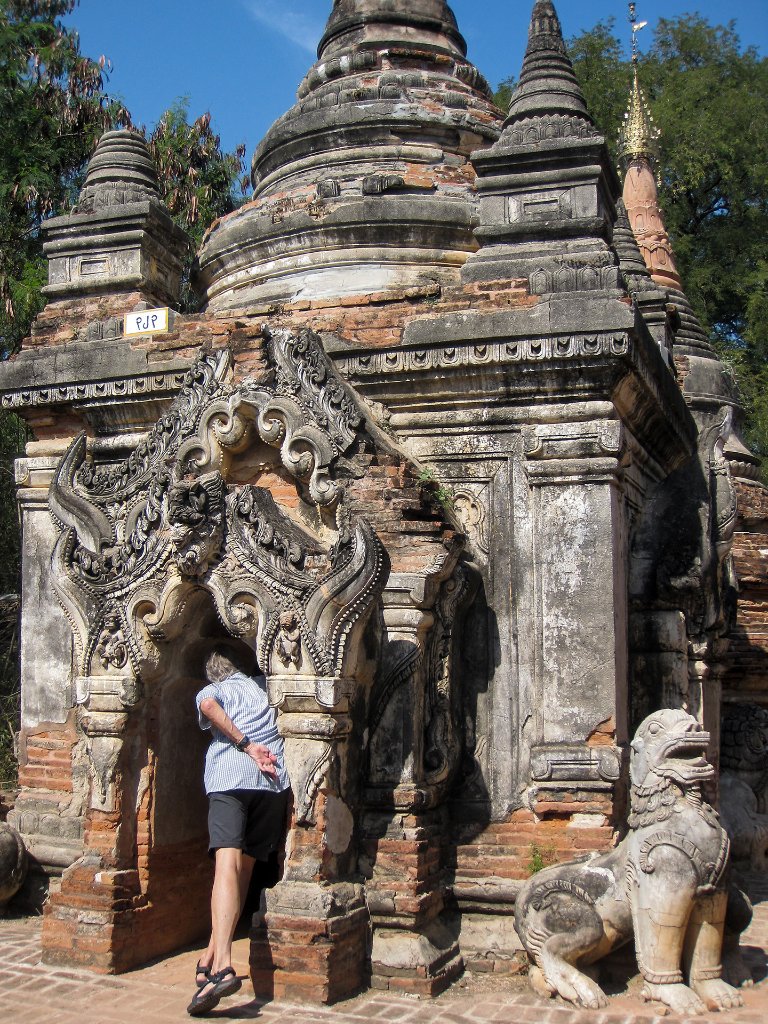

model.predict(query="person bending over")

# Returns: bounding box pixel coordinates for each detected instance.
[187,642,290,1017]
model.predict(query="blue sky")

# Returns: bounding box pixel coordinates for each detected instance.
[65,1,768,161]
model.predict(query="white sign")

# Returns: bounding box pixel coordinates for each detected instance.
[124,308,170,337]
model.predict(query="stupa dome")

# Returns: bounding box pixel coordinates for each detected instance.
[75,129,161,214]
[196,0,503,310]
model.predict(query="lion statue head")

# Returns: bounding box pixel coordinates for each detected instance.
[630,709,714,791]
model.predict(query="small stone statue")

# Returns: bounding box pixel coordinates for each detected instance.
[276,610,302,669]
[515,709,747,1015]
[0,822,28,911]
[720,703,768,870]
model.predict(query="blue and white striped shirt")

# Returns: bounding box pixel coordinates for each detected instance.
[196,672,291,796]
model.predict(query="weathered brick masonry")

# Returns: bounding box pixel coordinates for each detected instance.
[0,0,764,1005]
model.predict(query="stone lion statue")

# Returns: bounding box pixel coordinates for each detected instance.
[515,709,749,1015]
[0,822,27,911]
[719,703,768,870]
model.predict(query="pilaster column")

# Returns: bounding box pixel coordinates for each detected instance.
[9,455,86,875]
[42,673,145,971]
[522,420,629,809]
[250,674,367,1004]
[363,574,463,995]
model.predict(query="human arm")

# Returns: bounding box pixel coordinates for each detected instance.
[198,697,278,776]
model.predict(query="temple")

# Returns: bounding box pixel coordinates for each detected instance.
[0,0,766,1003]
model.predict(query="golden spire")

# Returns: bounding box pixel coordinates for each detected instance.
[618,65,660,166]
[618,5,659,166]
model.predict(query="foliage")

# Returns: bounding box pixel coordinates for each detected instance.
[418,467,454,513]
[494,77,514,113]
[148,100,249,311]
[527,843,556,876]
[0,0,130,356]
[564,16,768,478]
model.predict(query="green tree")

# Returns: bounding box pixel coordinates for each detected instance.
[0,0,130,356]
[564,16,768,475]
[148,100,249,311]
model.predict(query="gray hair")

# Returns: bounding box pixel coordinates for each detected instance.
[205,643,256,683]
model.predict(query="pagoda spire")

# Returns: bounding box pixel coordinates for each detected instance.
[506,0,591,122]
[618,7,681,291]
[464,0,620,293]
[618,65,659,166]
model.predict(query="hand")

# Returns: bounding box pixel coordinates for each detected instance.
[246,743,278,776]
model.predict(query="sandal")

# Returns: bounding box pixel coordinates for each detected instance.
[187,967,242,1016]
[195,960,211,988]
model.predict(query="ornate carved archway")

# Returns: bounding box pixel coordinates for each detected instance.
[43,329,393,991]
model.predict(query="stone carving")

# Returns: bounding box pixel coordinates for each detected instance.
[167,470,226,576]
[48,331,387,684]
[629,410,738,721]
[515,710,747,1015]
[452,488,489,558]
[362,174,405,196]
[268,327,364,458]
[79,317,125,344]
[276,610,303,669]
[0,823,28,910]
[720,703,768,870]
[336,334,631,380]
[75,675,143,809]
[0,369,190,411]
[530,744,621,784]
[502,113,602,148]
[527,261,620,295]
[366,543,470,804]
[95,611,132,671]
[44,329,388,821]
[423,564,475,785]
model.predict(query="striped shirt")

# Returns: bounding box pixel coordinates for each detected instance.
[196,671,291,796]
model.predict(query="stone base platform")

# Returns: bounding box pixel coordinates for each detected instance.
[1,875,767,1024]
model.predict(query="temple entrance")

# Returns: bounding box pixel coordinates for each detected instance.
[133,590,228,962]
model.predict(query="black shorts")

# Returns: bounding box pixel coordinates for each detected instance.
[207,788,290,860]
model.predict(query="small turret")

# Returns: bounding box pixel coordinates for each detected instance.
[464,0,621,293]
[42,128,190,309]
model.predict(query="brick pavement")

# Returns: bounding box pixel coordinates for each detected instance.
[1,876,767,1024]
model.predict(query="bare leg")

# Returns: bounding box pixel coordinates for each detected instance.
[197,849,255,995]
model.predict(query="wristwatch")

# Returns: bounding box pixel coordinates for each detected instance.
[235,736,251,752]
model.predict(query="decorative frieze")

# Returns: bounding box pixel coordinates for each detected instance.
[0,370,189,411]
[336,333,630,379]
